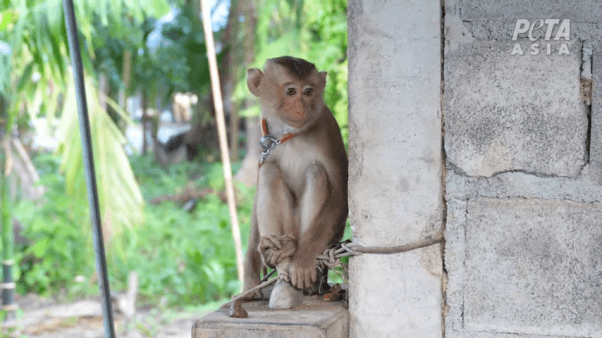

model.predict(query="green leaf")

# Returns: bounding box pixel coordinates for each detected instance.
[57,74,144,239]
[31,238,50,258]
[15,61,34,92]
[0,9,13,31]
[99,0,108,26]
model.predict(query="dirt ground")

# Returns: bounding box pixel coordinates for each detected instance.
[2,294,216,338]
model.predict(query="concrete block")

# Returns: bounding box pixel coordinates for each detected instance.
[348,0,443,247]
[460,0,602,23]
[445,198,602,337]
[446,169,602,203]
[193,299,348,338]
[349,245,442,337]
[445,39,587,177]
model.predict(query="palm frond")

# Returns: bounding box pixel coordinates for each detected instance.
[57,73,144,239]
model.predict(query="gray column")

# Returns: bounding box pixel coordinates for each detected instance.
[347,0,443,336]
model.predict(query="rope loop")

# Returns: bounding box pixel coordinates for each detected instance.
[225,234,444,316]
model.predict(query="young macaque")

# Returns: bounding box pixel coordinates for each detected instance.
[243,56,348,309]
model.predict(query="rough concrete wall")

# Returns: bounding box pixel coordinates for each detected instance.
[444,0,602,337]
[445,39,587,177]
[347,0,444,336]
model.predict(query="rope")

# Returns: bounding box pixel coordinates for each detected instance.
[353,232,443,254]
[225,233,443,317]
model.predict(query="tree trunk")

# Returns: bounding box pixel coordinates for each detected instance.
[225,0,240,162]
[119,50,132,133]
[99,73,108,112]
[230,105,239,161]
[141,91,149,155]
[152,95,161,163]
[10,138,44,201]
[233,0,260,186]
[191,0,214,129]
[121,50,132,108]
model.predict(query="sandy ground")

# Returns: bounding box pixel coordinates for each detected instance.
[2,294,216,338]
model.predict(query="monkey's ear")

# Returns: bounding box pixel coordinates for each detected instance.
[319,71,327,88]
[247,68,263,97]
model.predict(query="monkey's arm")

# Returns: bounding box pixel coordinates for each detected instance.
[288,162,340,289]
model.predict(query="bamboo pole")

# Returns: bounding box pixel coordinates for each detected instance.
[199,0,245,286]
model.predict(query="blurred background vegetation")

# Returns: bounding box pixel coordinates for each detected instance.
[0,0,348,312]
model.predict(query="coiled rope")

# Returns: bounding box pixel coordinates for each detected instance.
[225,232,443,317]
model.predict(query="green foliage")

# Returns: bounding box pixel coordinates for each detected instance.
[112,157,252,306]
[57,74,144,237]
[0,0,171,123]
[129,2,215,107]
[13,153,95,296]
[109,192,250,306]
[205,162,226,192]
[0,309,25,337]
[234,0,349,145]
[14,153,253,306]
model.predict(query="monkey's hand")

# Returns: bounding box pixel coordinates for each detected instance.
[259,234,297,268]
[288,251,318,289]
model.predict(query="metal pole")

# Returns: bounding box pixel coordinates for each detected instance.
[62,1,116,337]
[0,132,15,315]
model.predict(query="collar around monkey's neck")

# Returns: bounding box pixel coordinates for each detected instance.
[258,118,296,167]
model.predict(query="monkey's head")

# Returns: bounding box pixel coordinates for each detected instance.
[247,56,327,130]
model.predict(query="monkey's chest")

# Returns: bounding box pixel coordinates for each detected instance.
[271,144,324,198]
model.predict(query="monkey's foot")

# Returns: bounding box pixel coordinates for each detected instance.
[259,234,297,267]
[269,279,303,310]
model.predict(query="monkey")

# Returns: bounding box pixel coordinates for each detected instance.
[243,56,348,308]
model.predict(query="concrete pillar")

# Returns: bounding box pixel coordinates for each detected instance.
[347,0,443,336]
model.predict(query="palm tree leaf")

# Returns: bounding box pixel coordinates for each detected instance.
[58,74,144,239]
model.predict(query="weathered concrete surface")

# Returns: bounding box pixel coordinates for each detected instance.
[348,0,443,248]
[460,0,602,22]
[193,299,348,338]
[347,0,444,336]
[446,169,602,203]
[589,41,602,182]
[445,198,602,337]
[445,39,587,178]
[349,245,442,338]
[444,2,602,338]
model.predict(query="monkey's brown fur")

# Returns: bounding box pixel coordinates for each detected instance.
[244,56,348,298]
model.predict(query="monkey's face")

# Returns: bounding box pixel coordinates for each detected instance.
[247,60,327,130]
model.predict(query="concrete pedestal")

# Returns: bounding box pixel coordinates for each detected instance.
[192,298,349,338]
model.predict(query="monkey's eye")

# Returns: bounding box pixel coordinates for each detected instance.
[286,88,296,96]
[303,88,313,95]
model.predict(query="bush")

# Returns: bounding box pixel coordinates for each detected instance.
[14,153,252,307]
[14,153,96,297]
